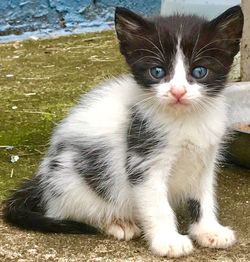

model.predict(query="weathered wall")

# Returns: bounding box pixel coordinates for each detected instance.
[241,0,250,81]
[161,0,240,19]
[0,0,161,37]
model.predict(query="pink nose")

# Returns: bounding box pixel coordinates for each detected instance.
[169,86,187,100]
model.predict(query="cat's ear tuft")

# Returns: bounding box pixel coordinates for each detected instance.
[209,5,244,43]
[115,7,152,41]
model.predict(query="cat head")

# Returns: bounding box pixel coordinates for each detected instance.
[115,6,243,111]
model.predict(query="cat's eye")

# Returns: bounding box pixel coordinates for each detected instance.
[150,67,166,79]
[191,66,208,79]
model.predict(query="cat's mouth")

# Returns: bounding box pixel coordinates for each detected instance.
[169,99,189,106]
[169,97,189,107]
[158,95,190,108]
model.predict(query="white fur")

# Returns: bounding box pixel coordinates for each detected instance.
[189,223,236,249]
[151,232,193,257]
[37,46,234,257]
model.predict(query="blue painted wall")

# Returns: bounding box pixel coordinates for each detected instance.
[0,0,161,41]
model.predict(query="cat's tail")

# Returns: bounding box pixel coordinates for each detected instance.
[2,178,98,234]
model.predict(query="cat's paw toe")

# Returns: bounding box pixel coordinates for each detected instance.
[191,224,236,249]
[150,233,193,257]
[105,220,141,241]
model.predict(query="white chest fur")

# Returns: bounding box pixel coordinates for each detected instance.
[162,99,227,203]
[167,142,210,203]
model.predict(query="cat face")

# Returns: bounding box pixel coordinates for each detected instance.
[115,6,243,110]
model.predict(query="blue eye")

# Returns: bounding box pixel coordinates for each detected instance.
[150,67,166,79]
[192,66,208,79]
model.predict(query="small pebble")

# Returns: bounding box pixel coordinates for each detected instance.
[10,155,19,163]
[24,92,36,96]
[6,74,14,78]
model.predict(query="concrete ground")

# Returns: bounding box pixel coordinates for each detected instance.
[1,165,249,261]
[0,31,249,261]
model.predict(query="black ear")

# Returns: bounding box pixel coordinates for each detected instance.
[115,7,153,41]
[208,5,244,54]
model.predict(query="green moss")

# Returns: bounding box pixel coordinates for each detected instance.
[0,31,128,201]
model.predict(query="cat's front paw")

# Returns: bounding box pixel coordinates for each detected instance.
[190,223,236,249]
[150,233,193,257]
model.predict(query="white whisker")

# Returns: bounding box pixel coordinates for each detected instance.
[191,28,201,62]
[132,48,164,62]
[193,37,240,59]
[135,34,166,63]
[193,55,227,69]
[131,55,164,66]
[195,47,229,59]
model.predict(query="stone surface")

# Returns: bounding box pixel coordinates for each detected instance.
[1,165,249,261]
[0,0,161,40]
[241,0,250,81]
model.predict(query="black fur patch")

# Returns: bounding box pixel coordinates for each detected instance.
[74,143,112,199]
[188,199,201,223]
[127,110,162,157]
[2,177,98,234]
[55,142,66,154]
[49,158,63,171]
[127,164,148,186]
[126,109,165,185]
[48,142,67,158]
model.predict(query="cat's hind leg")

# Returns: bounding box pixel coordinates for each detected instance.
[105,219,141,241]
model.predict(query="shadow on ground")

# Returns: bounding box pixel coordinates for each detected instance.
[0,31,249,261]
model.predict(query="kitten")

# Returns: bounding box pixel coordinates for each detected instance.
[3,5,243,258]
